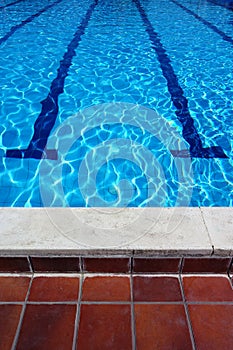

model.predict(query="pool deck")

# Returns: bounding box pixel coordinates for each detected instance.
[1,273,233,349]
[0,207,232,257]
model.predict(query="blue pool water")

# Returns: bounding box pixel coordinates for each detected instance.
[0,0,232,206]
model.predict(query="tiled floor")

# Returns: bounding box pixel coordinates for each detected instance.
[0,274,233,350]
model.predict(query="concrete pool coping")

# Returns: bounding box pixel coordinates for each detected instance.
[0,207,232,257]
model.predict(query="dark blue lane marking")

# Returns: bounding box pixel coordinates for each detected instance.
[0,0,63,45]
[171,0,233,45]
[207,0,233,11]
[6,0,98,160]
[133,0,227,158]
[0,0,24,10]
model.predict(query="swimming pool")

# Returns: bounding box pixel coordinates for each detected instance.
[0,0,232,207]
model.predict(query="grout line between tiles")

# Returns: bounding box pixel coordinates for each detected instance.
[181,273,228,278]
[72,273,84,350]
[130,256,133,274]
[179,257,184,274]
[130,274,136,350]
[131,301,185,305]
[20,300,201,305]
[72,304,80,350]
[32,273,81,278]
[80,257,84,273]
[227,258,233,278]
[11,276,33,350]
[80,301,132,305]
[187,301,233,305]
[26,301,79,305]
[0,302,24,305]
[178,275,196,350]
[182,271,232,275]
[0,273,32,277]
[27,256,33,273]
[74,273,131,278]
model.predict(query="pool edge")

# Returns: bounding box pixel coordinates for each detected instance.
[0,207,232,257]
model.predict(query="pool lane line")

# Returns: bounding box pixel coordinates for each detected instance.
[0,0,25,10]
[133,0,227,159]
[6,0,98,160]
[170,0,233,45]
[207,0,233,12]
[0,0,63,45]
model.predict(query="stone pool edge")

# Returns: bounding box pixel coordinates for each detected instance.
[0,207,232,257]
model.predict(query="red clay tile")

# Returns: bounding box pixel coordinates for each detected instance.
[0,277,30,301]
[28,277,79,302]
[182,258,231,274]
[77,304,132,350]
[0,305,22,350]
[189,305,233,350]
[183,276,233,302]
[16,304,76,350]
[133,276,182,302]
[133,258,180,273]
[82,257,130,273]
[82,276,131,301]
[135,304,192,349]
[0,257,30,273]
[31,257,80,273]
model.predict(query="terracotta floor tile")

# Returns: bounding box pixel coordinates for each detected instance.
[135,304,192,350]
[0,277,30,301]
[189,305,233,350]
[28,277,79,301]
[133,276,182,302]
[31,257,80,273]
[0,305,22,350]
[133,258,180,274]
[16,304,76,350]
[0,257,30,273]
[77,304,132,350]
[82,257,130,273]
[183,276,233,302]
[182,258,231,274]
[82,276,130,302]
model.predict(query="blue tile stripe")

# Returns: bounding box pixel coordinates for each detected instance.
[133,0,227,158]
[171,0,233,45]
[6,0,98,160]
[0,0,63,46]
[0,0,24,10]
[207,0,233,11]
